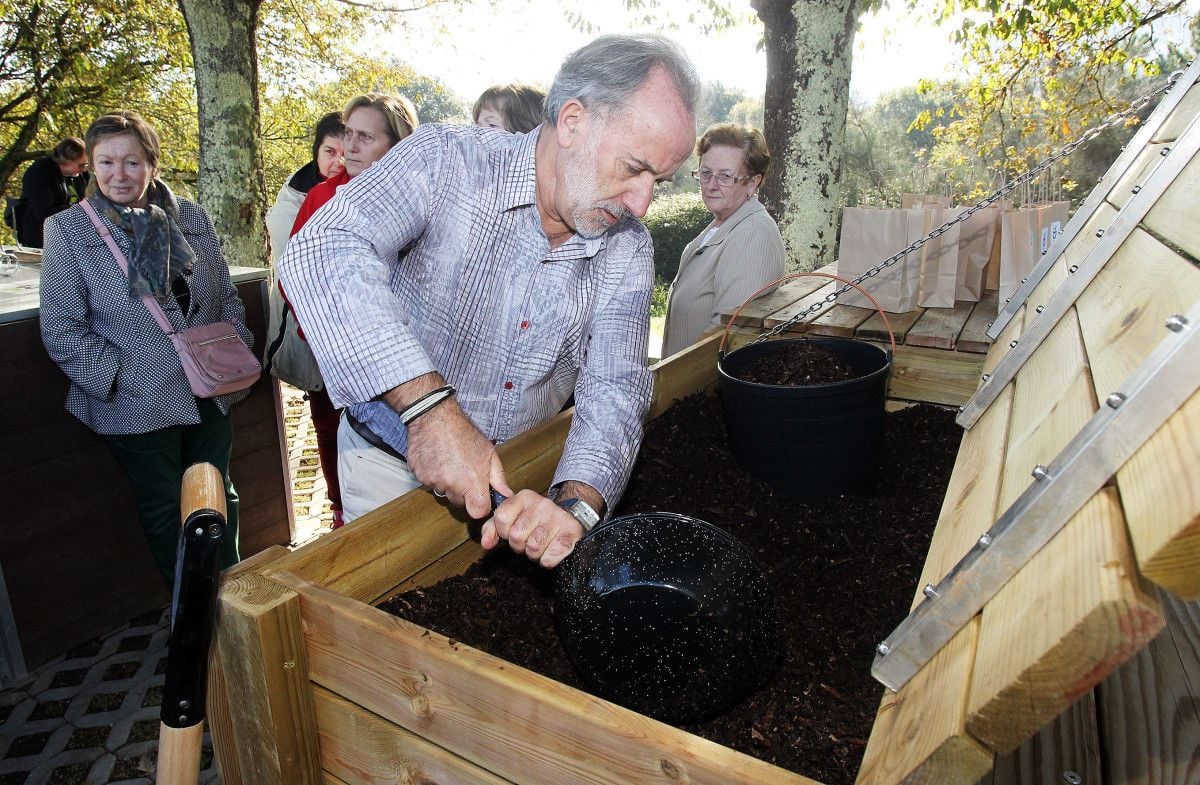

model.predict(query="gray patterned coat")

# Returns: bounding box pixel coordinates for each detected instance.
[40,199,253,435]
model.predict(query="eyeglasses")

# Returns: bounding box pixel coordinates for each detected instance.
[691,169,749,187]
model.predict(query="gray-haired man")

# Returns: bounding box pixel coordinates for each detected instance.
[279,34,698,567]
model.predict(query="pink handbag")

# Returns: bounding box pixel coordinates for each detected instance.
[81,200,261,398]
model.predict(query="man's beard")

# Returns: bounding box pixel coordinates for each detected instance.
[563,132,631,239]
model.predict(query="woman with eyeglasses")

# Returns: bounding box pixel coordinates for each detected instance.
[661,123,784,357]
[278,92,418,529]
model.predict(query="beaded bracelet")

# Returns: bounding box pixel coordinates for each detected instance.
[400,384,456,426]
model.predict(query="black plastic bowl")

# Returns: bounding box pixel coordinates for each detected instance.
[555,512,781,724]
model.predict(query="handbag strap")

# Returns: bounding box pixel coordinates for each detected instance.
[79,199,176,337]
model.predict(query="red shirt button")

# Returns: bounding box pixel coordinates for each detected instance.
[520,320,530,330]
[503,381,514,390]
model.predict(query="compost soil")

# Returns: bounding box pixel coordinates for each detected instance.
[733,339,861,385]
[379,395,961,785]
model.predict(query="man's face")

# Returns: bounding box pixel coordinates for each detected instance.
[557,68,695,239]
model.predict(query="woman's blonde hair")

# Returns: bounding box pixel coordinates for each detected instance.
[343,93,419,146]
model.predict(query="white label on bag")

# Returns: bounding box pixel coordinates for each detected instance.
[1040,227,1051,255]
[1050,220,1062,242]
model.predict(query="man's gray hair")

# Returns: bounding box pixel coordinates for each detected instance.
[543,33,700,125]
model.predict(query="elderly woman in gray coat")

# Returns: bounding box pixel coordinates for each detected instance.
[661,123,785,357]
[40,111,251,585]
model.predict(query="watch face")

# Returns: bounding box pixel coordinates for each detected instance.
[559,499,599,531]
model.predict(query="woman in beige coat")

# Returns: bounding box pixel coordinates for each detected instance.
[661,124,785,357]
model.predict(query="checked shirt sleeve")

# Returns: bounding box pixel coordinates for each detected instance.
[277,128,445,409]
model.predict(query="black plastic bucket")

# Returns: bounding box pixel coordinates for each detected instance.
[718,337,891,499]
[555,512,781,724]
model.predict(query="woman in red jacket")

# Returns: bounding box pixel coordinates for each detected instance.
[285,92,419,529]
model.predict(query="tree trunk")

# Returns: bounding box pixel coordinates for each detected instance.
[177,0,268,267]
[752,0,862,271]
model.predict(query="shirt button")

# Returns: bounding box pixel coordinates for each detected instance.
[520,320,530,330]
[503,381,514,390]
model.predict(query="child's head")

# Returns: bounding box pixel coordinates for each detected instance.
[472,84,547,134]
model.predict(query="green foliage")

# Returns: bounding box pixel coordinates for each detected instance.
[643,191,710,284]
[922,0,1195,183]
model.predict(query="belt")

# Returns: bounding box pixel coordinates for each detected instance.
[345,412,407,463]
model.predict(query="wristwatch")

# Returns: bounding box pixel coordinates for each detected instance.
[556,497,600,532]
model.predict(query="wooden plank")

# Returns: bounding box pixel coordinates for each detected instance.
[806,302,876,338]
[883,343,985,407]
[857,314,1024,785]
[907,301,976,351]
[987,694,1101,785]
[1144,126,1200,261]
[215,569,322,785]
[857,306,925,345]
[724,275,830,327]
[1097,591,1200,785]
[1151,77,1200,143]
[208,545,291,785]
[383,539,487,601]
[965,306,1163,752]
[280,572,822,785]
[648,332,722,419]
[313,686,515,785]
[1057,202,1119,286]
[762,281,837,331]
[957,292,1000,355]
[1075,229,1200,598]
[1107,142,1171,210]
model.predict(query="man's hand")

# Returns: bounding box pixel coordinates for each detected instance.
[387,372,511,519]
[482,481,606,568]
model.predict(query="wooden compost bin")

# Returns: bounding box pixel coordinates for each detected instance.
[209,65,1200,784]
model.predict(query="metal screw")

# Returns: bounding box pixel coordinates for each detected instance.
[179,699,191,709]
[1010,340,1019,348]
[1063,772,1082,785]
[1035,305,1045,314]
[1131,185,1141,194]
[179,713,188,723]
[979,533,993,547]
[208,523,222,538]
[876,642,890,656]
[1069,264,1079,273]
[1160,146,1171,156]
[981,373,990,382]
[923,584,939,598]
[1095,229,1105,238]
[1106,392,1126,409]
[1032,465,1051,481]
[957,405,965,414]
[194,527,203,536]
[1020,277,1028,284]
[1165,314,1188,332]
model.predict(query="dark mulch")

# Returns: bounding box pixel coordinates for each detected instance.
[733,340,860,385]
[379,393,961,784]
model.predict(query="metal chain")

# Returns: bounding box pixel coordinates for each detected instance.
[752,64,1191,344]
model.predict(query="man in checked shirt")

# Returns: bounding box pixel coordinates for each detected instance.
[279,34,698,568]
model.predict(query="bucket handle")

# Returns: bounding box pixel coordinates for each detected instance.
[718,272,897,359]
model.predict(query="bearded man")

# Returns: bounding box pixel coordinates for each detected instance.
[279,34,699,568]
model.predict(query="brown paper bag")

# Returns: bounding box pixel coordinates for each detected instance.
[901,193,952,209]
[955,207,999,302]
[1032,201,1070,257]
[913,206,960,308]
[999,207,1041,304]
[837,207,920,313]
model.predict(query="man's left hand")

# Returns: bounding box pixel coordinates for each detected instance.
[482,482,605,568]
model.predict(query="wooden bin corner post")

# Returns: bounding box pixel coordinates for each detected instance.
[210,566,321,784]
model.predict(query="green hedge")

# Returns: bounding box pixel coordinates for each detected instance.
[643,192,711,285]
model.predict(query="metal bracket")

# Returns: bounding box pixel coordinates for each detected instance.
[958,109,1200,429]
[872,304,1200,692]
[989,57,1200,340]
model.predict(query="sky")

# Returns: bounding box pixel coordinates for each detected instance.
[375,0,964,105]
